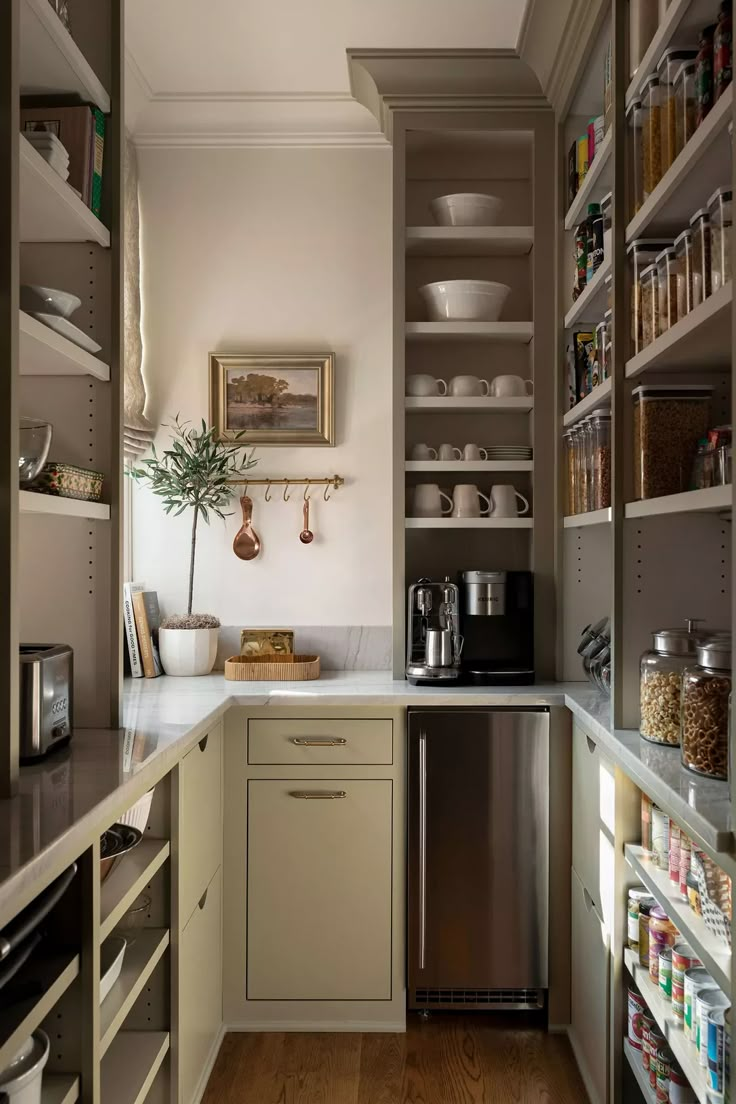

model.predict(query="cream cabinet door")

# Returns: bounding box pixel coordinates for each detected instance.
[570,868,610,1104]
[572,722,615,926]
[179,867,222,1104]
[179,724,222,927]
[247,779,392,1001]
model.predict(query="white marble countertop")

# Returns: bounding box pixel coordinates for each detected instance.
[0,671,731,925]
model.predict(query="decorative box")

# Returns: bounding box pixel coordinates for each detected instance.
[31,461,104,502]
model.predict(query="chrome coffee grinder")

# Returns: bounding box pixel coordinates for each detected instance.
[406,578,462,685]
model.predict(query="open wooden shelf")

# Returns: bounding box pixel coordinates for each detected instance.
[100,929,170,1057]
[405,397,533,414]
[625,283,732,377]
[0,950,79,1070]
[406,460,533,472]
[405,226,534,256]
[405,322,534,343]
[19,0,110,111]
[625,844,730,995]
[564,256,611,329]
[100,840,170,941]
[625,485,732,519]
[564,128,613,231]
[626,85,733,240]
[101,1031,170,1104]
[563,508,612,528]
[406,517,533,529]
[623,1039,654,1102]
[563,378,612,427]
[19,134,110,246]
[41,1075,81,1104]
[20,311,110,380]
[19,490,110,521]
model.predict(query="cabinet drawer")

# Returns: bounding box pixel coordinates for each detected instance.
[570,868,610,1104]
[247,718,393,765]
[247,779,392,1000]
[572,722,615,926]
[180,867,222,1104]
[179,725,222,927]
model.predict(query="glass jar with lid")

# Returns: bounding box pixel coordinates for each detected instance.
[657,48,697,171]
[681,636,732,779]
[564,429,576,516]
[640,262,660,347]
[708,185,732,292]
[656,245,679,331]
[674,229,694,318]
[627,99,645,215]
[590,408,612,510]
[690,207,712,307]
[674,61,697,156]
[579,418,593,514]
[640,620,705,745]
[628,239,672,354]
[642,74,663,199]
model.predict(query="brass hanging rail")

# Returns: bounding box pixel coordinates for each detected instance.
[226,475,344,501]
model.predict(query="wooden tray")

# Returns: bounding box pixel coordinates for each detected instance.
[224,654,321,681]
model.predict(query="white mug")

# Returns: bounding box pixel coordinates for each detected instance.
[411,443,438,460]
[449,375,490,397]
[452,484,491,518]
[490,374,534,397]
[489,484,530,517]
[463,444,488,461]
[407,375,447,397]
[412,483,453,518]
[438,443,462,460]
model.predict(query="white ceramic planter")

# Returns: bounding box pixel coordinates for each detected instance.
[159,628,218,676]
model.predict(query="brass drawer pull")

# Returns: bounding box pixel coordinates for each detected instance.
[290,737,347,747]
[289,790,347,800]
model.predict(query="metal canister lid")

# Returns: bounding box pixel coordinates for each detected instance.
[696,636,732,670]
[652,623,705,655]
[628,886,654,902]
[690,207,711,226]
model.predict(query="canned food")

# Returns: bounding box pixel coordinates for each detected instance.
[684,967,715,1041]
[697,987,729,1065]
[708,1007,728,1092]
[649,905,677,983]
[669,822,681,884]
[659,946,673,998]
[669,1062,697,1102]
[642,792,654,851]
[725,1007,730,1103]
[679,834,691,899]
[629,985,648,1050]
[656,1069,670,1102]
[643,1011,657,1071]
[629,886,655,950]
[672,943,702,1023]
[640,898,657,966]
[649,1029,667,1089]
[686,870,702,915]
[653,808,671,868]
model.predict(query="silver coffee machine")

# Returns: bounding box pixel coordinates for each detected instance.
[406,577,462,685]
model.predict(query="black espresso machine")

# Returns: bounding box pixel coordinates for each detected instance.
[458,570,534,685]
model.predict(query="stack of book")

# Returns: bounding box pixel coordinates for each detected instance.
[123,582,163,679]
[21,98,105,218]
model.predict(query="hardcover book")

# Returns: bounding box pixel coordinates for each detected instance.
[132,591,163,679]
[123,582,144,678]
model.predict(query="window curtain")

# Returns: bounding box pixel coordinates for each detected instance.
[123,138,155,462]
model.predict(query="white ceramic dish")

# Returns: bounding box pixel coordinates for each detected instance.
[100,935,127,1003]
[31,312,101,354]
[119,788,155,834]
[430,192,503,227]
[419,280,511,322]
[21,285,81,319]
[0,1030,50,1104]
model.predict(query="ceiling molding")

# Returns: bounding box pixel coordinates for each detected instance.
[544,0,608,115]
[145,90,356,105]
[516,0,536,56]
[132,131,389,150]
[125,47,154,100]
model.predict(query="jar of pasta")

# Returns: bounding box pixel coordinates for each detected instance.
[674,228,694,318]
[681,637,732,780]
[642,74,663,198]
[628,239,672,354]
[690,207,712,306]
[640,263,660,347]
[657,48,697,171]
[708,185,732,292]
[656,245,679,331]
[674,61,697,157]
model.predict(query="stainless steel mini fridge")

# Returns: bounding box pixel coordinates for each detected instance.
[408,708,550,1011]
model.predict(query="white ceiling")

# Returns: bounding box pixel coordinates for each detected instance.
[125,0,530,144]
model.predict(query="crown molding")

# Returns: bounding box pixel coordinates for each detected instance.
[145,90,355,104]
[544,0,608,115]
[133,131,389,149]
[516,0,536,57]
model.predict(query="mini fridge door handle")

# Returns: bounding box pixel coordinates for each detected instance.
[418,729,427,971]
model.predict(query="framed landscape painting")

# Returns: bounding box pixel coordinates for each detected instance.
[209,352,335,446]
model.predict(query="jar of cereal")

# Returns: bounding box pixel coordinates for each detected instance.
[708,185,732,292]
[640,621,706,744]
[681,636,732,780]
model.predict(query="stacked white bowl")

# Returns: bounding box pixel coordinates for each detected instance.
[419,280,511,322]
[430,192,503,227]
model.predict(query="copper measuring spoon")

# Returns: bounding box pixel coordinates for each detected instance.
[233,495,261,560]
[299,498,314,544]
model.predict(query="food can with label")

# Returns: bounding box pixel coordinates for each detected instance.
[640,899,656,966]
[672,942,701,1023]
[642,792,654,850]
[652,808,671,868]
[659,946,673,998]
[684,967,714,1041]
[643,1011,657,1071]
[649,905,677,983]
[629,985,647,1050]
[669,821,681,884]
[629,887,656,951]
[669,1062,697,1102]
[708,1006,728,1092]
[655,1069,670,1102]
[697,987,729,1065]
[724,1006,730,1103]
[649,1029,667,1089]
[679,833,691,899]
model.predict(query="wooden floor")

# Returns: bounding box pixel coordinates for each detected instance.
[202,1015,589,1103]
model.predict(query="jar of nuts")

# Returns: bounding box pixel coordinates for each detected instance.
[640,621,706,745]
[681,636,732,780]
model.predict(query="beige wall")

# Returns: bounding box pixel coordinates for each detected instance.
[133,146,393,625]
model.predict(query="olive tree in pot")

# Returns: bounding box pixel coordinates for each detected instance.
[130,417,257,676]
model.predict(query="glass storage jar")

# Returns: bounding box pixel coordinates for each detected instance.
[642,74,663,198]
[564,429,576,515]
[627,99,645,215]
[640,262,660,347]
[714,0,733,102]
[602,309,612,380]
[648,905,678,984]
[681,636,732,780]
[640,621,705,745]
[674,61,697,157]
[695,23,716,125]
[629,239,673,353]
[690,207,712,306]
[674,228,694,318]
[657,48,697,171]
[708,185,732,292]
[590,408,612,510]
[656,245,679,331]
[633,384,713,499]
[579,418,593,514]
[573,425,585,514]
[593,321,605,389]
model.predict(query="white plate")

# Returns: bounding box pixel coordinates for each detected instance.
[31,313,101,354]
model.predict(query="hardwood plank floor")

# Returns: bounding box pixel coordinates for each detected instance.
[202,1016,589,1104]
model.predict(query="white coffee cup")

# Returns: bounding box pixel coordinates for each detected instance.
[452,484,491,518]
[411,443,438,460]
[412,483,453,518]
[463,444,488,461]
[488,484,530,517]
[449,375,490,397]
[438,443,462,460]
[489,375,534,397]
[407,375,448,397]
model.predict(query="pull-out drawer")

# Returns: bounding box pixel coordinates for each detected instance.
[179,724,222,927]
[180,867,222,1104]
[247,717,393,765]
[572,722,615,926]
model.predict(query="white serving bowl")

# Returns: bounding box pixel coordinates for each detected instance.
[20,285,82,319]
[430,193,503,227]
[419,280,511,322]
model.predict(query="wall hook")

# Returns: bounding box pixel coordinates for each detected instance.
[283,481,291,502]
[264,480,272,502]
[324,482,332,502]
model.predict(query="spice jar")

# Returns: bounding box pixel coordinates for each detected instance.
[714,1,733,102]
[674,228,694,318]
[642,74,663,198]
[695,24,716,126]
[640,621,705,745]
[590,408,612,510]
[657,48,698,171]
[640,263,660,347]
[633,384,713,499]
[656,245,679,331]
[629,887,656,951]
[681,636,732,780]
[708,185,732,292]
[674,61,697,156]
[628,99,645,215]
[690,207,712,305]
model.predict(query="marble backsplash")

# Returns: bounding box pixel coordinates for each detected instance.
[215,626,392,670]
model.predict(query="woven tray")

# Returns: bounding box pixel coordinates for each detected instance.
[224,654,321,681]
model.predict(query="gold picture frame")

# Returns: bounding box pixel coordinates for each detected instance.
[209,352,335,446]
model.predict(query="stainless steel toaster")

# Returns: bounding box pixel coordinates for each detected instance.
[19,644,73,761]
